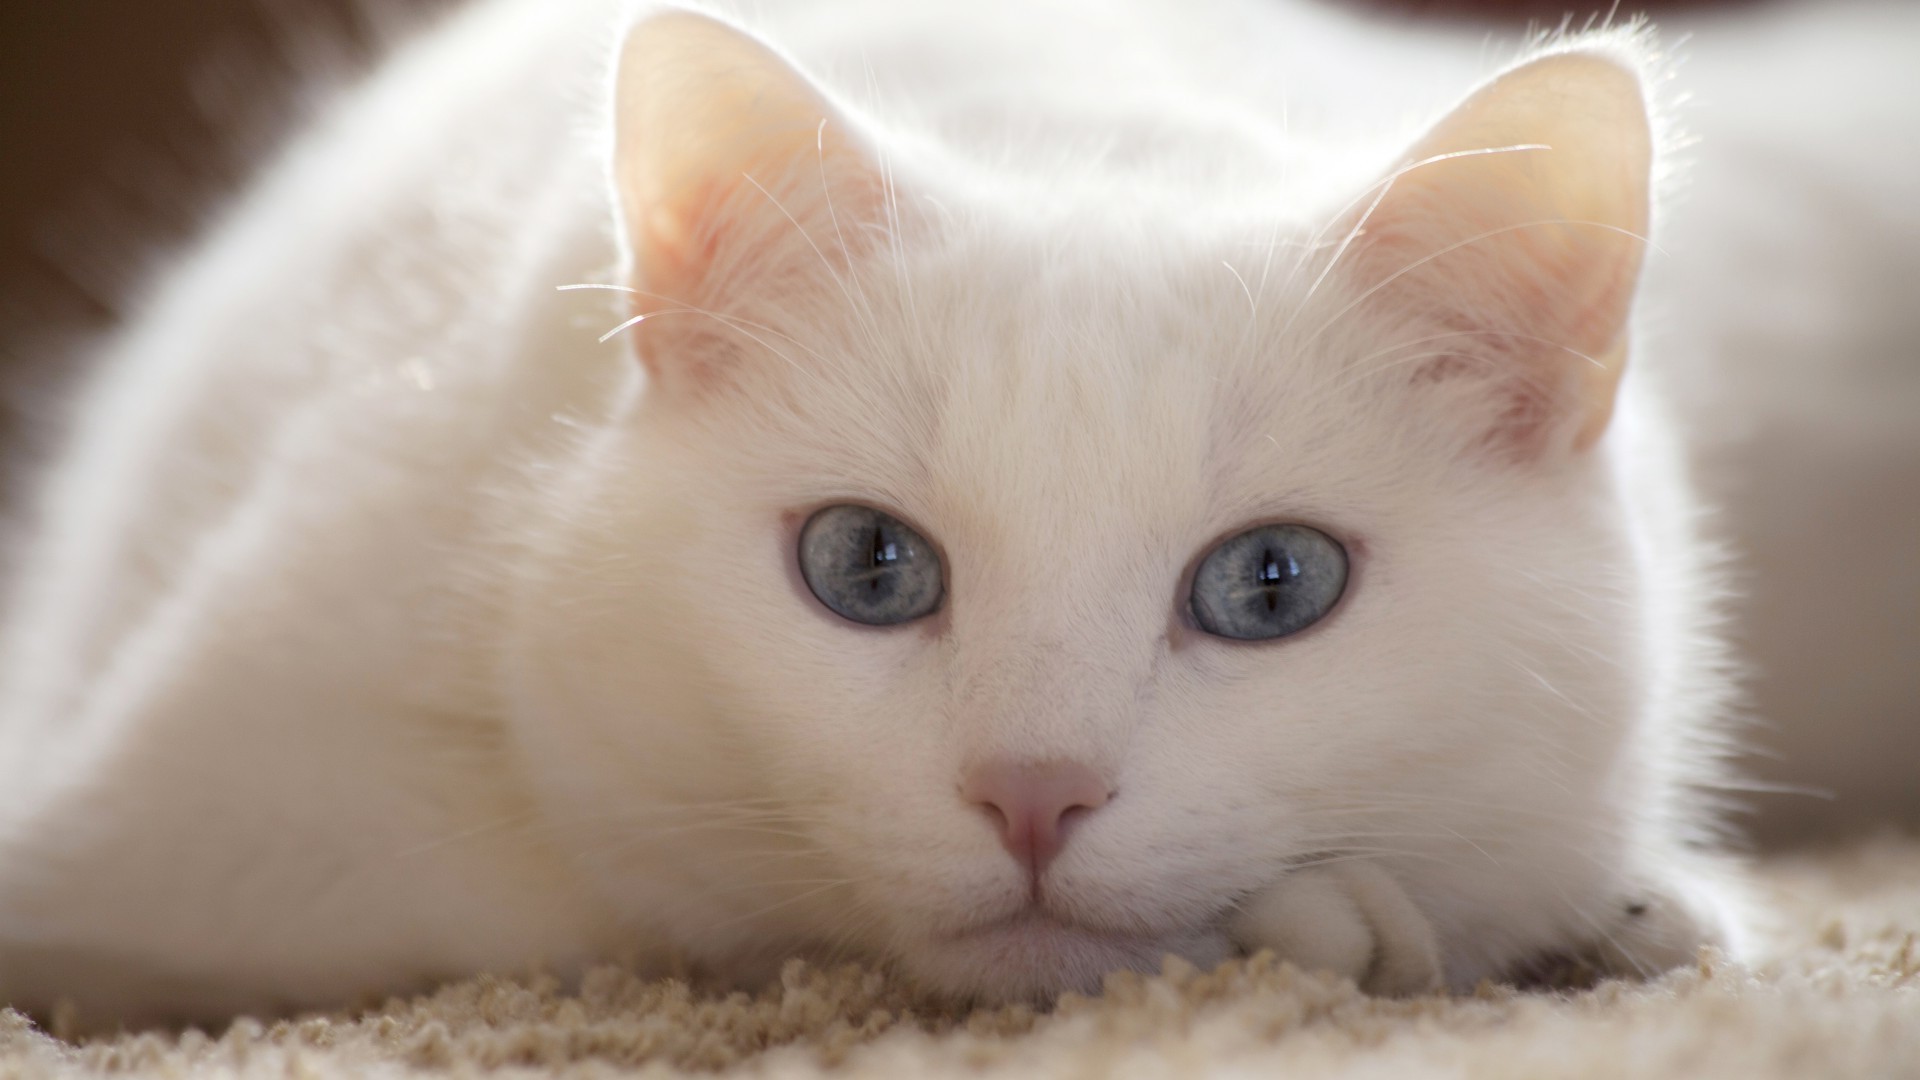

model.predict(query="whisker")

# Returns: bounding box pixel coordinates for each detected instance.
[1337,328,1605,395]
[1298,216,1656,352]
[1221,260,1257,322]
[740,172,886,362]
[556,281,837,375]
[389,812,539,859]
[1288,849,1470,873]
[1279,142,1554,340]
[706,881,856,931]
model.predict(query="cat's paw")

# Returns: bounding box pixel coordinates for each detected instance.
[1228,861,1440,996]
[1583,870,1743,980]
[1514,866,1748,989]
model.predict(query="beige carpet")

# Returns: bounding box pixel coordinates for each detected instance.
[4,835,1917,1079]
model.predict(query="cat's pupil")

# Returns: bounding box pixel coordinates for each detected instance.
[871,529,899,568]
[1258,549,1299,612]
[1258,549,1297,585]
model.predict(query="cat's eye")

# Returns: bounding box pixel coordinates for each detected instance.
[799,504,945,626]
[1189,523,1348,641]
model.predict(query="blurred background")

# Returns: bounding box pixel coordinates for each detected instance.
[0,0,1911,850]
[0,0,1741,372]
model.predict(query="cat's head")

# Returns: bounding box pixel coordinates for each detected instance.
[506,10,1668,998]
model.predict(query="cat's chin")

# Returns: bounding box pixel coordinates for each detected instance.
[897,912,1236,1004]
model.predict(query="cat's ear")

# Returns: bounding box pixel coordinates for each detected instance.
[612,11,884,382]
[1346,51,1652,456]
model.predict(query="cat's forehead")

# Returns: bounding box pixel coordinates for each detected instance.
[761,219,1388,550]
[918,223,1354,445]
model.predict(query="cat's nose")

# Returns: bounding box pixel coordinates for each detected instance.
[962,759,1112,875]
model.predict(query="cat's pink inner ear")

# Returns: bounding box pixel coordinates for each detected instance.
[613,12,882,372]
[1351,51,1653,454]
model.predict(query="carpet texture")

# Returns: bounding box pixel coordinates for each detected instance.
[4,834,1916,1078]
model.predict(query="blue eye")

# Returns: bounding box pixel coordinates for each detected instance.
[799,505,944,626]
[1190,523,1347,641]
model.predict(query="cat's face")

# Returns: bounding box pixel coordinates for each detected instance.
[504,13,1657,998]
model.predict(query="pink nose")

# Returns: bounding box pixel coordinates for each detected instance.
[962,759,1112,875]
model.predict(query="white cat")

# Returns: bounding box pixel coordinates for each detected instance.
[0,0,1780,1026]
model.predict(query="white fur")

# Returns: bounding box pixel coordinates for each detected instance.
[0,0,1828,1024]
